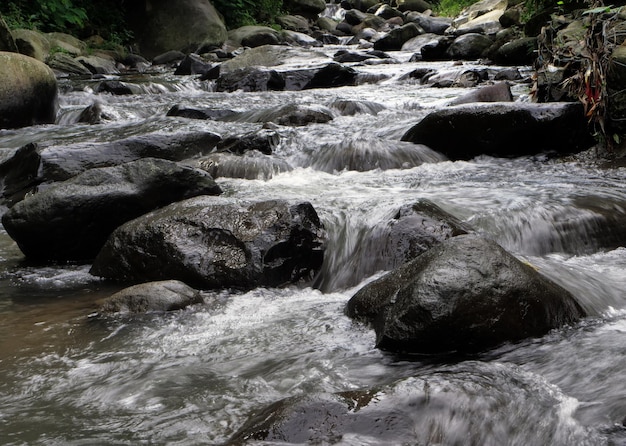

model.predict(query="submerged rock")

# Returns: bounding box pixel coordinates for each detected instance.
[194,152,293,180]
[319,199,470,291]
[91,198,326,290]
[229,361,592,445]
[346,234,585,354]
[224,103,334,126]
[401,102,594,160]
[303,137,445,173]
[99,280,203,314]
[2,158,222,261]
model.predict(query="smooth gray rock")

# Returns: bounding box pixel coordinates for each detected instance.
[99,280,204,314]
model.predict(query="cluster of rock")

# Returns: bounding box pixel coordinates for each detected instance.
[0,0,591,348]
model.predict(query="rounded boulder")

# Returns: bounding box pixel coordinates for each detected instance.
[0,52,57,129]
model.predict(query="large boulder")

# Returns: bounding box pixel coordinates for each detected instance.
[450,0,507,30]
[0,16,17,52]
[1,158,222,262]
[0,52,57,129]
[346,234,585,354]
[126,0,227,60]
[447,82,513,106]
[373,23,423,51]
[11,29,50,61]
[401,102,594,160]
[98,280,204,314]
[446,33,493,60]
[39,131,221,181]
[90,197,326,290]
[492,36,538,66]
[396,0,434,13]
[406,12,452,35]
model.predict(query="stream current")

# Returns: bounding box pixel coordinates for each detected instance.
[0,46,625,445]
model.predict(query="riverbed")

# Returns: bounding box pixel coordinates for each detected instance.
[0,45,625,445]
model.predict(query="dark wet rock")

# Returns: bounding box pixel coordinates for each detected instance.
[328,99,385,116]
[303,137,444,173]
[0,143,41,203]
[0,52,58,130]
[122,54,150,70]
[194,152,293,180]
[227,26,282,48]
[98,280,204,314]
[40,131,222,182]
[333,50,376,63]
[95,80,134,95]
[174,53,215,76]
[319,199,469,291]
[166,105,236,121]
[401,102,594,160]
[152,50,186,65]
[406,12,452,35]
[373,4,406,21]
[398,67,434,82]
[446,33,493,60]
[316,33,342,45]
[126,0,226,60]
[419,35,453,61]
[77,102,111,124]
[500,7,522,28]
[216,129,280,155]
[216,67,285,92]
[2,158,221,262]
[224,104,334,127]
[421,67,488,88]
[494,68,523,81]
[346,234,586,354]
[303,63,358,89]
[493,37,538,66]
[344,9,372,26]
[374,23,423,51]
[90,197,326,290]
[448,82,513,105]
[47,52,92,76]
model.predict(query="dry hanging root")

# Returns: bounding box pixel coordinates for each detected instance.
[534,1,623,153]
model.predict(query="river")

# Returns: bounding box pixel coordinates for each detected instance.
[0,43,625,445]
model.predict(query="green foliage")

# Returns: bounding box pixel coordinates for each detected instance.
[435,0,480,17]
[0,0,87,32]
[212,0,284,29]
[0,0,133,46]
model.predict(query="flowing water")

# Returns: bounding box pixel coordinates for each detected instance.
[0,45,625,445]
